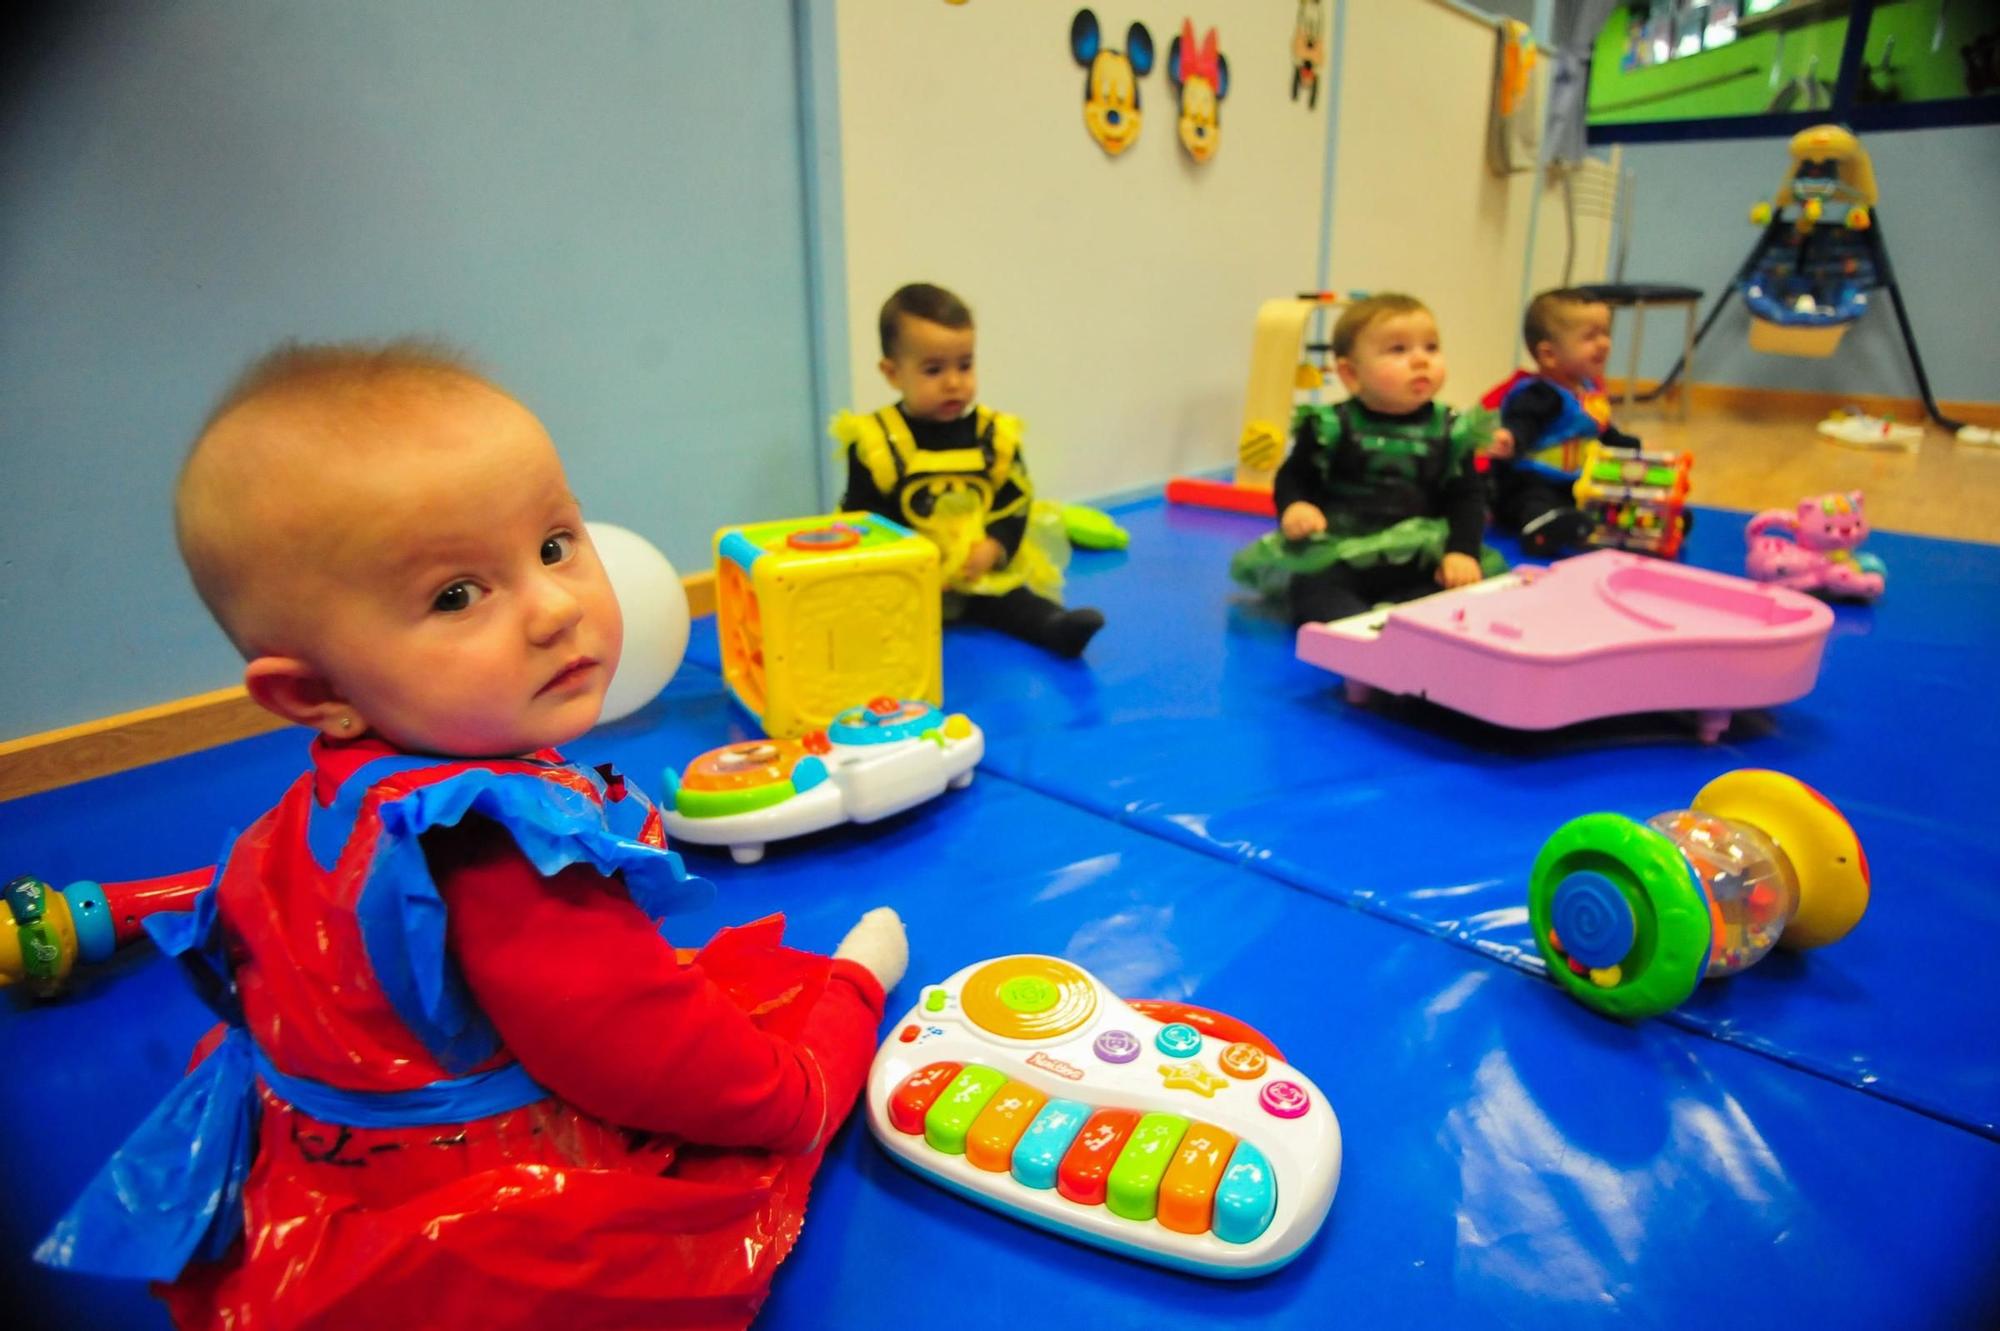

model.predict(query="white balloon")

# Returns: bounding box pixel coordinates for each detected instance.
[587,521,690,725]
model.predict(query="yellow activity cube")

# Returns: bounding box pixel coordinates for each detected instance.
[715,512,942,739]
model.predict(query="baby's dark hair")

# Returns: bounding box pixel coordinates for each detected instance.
[1330,293,1429,358]
[879,283,973,359]
[1523,288,1604,355]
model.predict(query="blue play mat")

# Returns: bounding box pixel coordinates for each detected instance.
[6,497,1999,1327]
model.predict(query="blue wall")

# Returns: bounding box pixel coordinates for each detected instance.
[1614,125,2000,403]
[0,1,823,738]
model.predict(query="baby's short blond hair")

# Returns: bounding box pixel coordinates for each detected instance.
[1330,293,1431,359]
[176,338,485,655]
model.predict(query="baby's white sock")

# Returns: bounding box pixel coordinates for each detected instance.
[834,906,909,993]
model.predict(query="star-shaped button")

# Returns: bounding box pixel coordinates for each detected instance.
[1158,1061,1229,1098]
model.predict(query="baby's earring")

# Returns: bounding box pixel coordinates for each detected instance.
[336,713,355,732]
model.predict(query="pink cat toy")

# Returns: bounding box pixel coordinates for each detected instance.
[1745,491,1886,600]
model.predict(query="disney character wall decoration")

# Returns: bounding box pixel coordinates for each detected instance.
[1070,9,1154,157]
[1292,0,1326,109]
[1167,20,1227,163]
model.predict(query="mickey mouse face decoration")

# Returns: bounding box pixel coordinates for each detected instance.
[1070,9,1154,157]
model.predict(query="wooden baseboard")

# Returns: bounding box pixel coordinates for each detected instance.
[0,687,291,805]
[1606,378,2000,428]
[0,571,719,804]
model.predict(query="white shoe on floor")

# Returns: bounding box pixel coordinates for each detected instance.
[1956,424,1998,447]
[1818,410,1923,450]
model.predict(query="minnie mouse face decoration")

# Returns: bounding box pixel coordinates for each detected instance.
[1168,20,1228,162]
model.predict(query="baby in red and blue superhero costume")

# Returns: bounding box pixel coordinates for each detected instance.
[36,341,909,1331]
[1481,288,1644,557]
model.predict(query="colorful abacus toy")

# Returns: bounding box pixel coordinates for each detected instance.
[1529,769,1870,1020]
[1572,439,1693,559]
[866,955,1341,1278]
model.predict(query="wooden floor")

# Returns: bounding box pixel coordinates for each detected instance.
[1609,396,2000,545]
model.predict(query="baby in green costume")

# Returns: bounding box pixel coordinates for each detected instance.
[1231,292,1508,624]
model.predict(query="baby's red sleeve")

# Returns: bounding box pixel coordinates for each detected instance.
[432,820,886,1154]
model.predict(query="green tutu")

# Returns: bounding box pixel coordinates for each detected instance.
[1230,515,1508,599]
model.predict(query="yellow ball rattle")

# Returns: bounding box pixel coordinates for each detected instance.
[1528,770,1868,1020]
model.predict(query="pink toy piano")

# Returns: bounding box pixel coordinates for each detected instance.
[1295,550,1834,741]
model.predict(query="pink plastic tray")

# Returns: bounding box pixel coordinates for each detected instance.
[1294,550,1834,740]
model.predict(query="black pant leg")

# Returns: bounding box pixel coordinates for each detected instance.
[958,586,1063,643]
[1372,563,1450,604]
[1287,564,1373,625]
[1291,558,1452,626]
[1494,471,1569,534]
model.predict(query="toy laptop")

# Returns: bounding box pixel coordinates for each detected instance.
[661,698,982,864]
